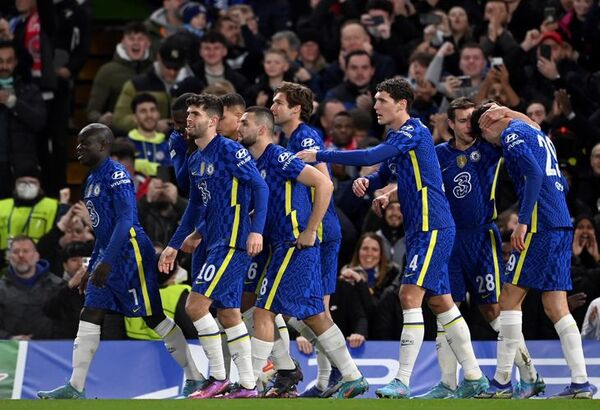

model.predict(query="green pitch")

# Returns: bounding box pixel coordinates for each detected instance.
[0,400,597,410]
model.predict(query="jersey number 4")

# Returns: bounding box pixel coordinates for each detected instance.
[537,135,561,177]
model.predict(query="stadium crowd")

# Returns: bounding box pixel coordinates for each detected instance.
[0,0,599,348]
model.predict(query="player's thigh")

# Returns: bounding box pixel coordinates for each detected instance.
[403,228,454,297]
[505,229,572,292]
[193,246,250,309]
[256,244,324,320]
[243,249,270,295]
[465,227,503,305]
[320,239,340,296]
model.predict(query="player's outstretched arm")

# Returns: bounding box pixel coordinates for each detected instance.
[296,165,333,249]
[297,143,401,167]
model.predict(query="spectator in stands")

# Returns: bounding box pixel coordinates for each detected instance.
[374,201,406,269]
[577,143,600,217]
[526,100,550,132]
[272,30,317,91]
[0,40,46,198]
[113,37,191,132]
[214,15,263,81]
[475,63,520,108]
[43,241,90,339]
[145,0,185,48]
[217,93,246,141]
[569,214,600,328]
[127,93,172,177]
[180,2,208,40]
[137,178,186,247]
[297,29,327,81]
[173,32,248,96]
[426,42,487,101]
[86,22,153,127]
[0,167,68,260]
[361,0,412,75]
[320,21,395,93]
[36,200,94,276]
[480,0,519,59]
[226,4,268,80]
[245,48,291,108]
[0,235,63,339]
[582,297,600,340]
[558,0,596,70]
[315,98,345,139]
[325,50,376,112]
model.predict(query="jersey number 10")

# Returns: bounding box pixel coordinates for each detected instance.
[537,135,561,177]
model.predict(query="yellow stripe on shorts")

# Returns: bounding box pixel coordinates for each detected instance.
[416,230,438,287]
[205,248,236,298]
[129,228,152,316]
[265,247,295,310]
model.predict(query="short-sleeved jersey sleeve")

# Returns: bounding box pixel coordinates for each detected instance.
[270,148,306,181]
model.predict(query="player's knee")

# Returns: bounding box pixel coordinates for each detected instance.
[185,295,211,321]
[216,308,241,328]
[398,288,420,309]
[542,298,569,323]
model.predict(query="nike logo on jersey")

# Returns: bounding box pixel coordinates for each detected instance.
[132,306,142,313]
[244,281,253,285]
[480,293,492,299]
[404,272,416,277]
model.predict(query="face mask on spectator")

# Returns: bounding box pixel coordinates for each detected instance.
[15,182,39,200]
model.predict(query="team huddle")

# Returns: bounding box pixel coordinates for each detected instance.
[37,78,595,400]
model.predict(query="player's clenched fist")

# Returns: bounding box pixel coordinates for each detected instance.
[158,246,178,273]
[352,177,369,197]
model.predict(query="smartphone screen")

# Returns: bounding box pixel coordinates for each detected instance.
[540,44,552,60]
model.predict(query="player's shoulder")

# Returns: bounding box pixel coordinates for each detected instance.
[435,141,451,154]
[293,123,323,149]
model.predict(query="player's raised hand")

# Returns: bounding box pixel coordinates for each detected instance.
[296,149,317,163]
[246,232,263,257]
[181,231,202,253]
[158,246,178,273]
[352,177,369,197]
[372,193,390,217]
[296,229,316,249]
[90,262,111,288]
[511,223,528,252]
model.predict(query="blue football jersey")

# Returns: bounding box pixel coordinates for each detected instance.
[500,120,571,231]
[382,118,455,235]
[256,144,312,245]
[287,123,342,242]
[436,139,503,228]
[187,135,264,250]
[83,158,146,266]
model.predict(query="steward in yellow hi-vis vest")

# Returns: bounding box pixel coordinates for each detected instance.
[0,168,65,252]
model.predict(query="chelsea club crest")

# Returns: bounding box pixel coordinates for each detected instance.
[470,150,481,162]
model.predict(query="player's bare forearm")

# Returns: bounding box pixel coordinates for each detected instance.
[314,162,332,180]
[504,108,540,129]
[297,166,333,233]
[375,183,398,200]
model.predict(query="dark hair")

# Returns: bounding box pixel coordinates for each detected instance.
[110,137,136,161]
[460,42,486,57]
[186,93,224,118]
[172,92,196,112]
[200,31,228,47]
[130,92,158,113]
[469,103,495,138]
[333,110,353,122]
[409,51,433,67]
[219,93,246,109]
[375,78,414,111]
[9,234,36,250]
[245,106,275,132]
[0,40,16,52]
[344,49,373,68]
[366,0,394,16]
[447,97,475,121]
[122,22,149,36]
[274,82,314,123]
[349,232,389,289]
[62,241,92,262]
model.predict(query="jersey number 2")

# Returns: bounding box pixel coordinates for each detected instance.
[537,135,561,177]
